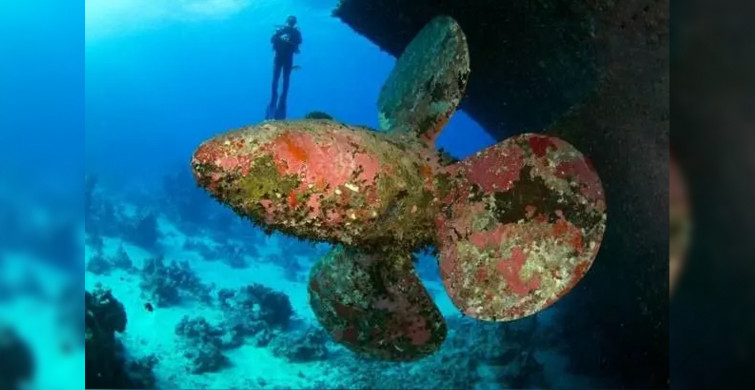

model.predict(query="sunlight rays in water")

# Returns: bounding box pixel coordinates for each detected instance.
[84,0,291,41]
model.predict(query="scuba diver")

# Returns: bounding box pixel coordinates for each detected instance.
[266,15,302,120]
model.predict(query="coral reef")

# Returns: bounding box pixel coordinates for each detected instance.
[184,239,261,270]
[218,284,293,329]
[270,326,329,362]
[173,295,319,373]
[0,323,34,390]
[140,255,213,307]
[246,284,293,328]
[110,244,135,270]
[216,284,293,349]
[317,316,548,389]
[86,252,111,275]
[123,355,158,389]
[86,244,134,275]
[175,316,229,374]
[85,284,127,388]
[84,173,121,237]
[85,284,155,389]
[444,316,548,389]
[126,211,160,250]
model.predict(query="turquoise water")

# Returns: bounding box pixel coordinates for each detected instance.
[84,0,495,192]
[82,1,577,389]
[4,1,590,389]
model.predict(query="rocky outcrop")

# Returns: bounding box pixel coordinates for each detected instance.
[85,284,155,389]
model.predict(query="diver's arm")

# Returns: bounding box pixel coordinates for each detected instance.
[294,30,302,53]
[270,27,284,43]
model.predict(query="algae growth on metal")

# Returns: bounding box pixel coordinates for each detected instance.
[191,15,606,361]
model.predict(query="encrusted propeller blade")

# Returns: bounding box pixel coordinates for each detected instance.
[436,134,607,321]
[308,247,446,360]
[378,16,470,143]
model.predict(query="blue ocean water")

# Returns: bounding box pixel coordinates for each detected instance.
[0,0,676,388]
[84,0,495,192]
[1,2,84,389]
[86,1,588,389]
[0,0,604,389]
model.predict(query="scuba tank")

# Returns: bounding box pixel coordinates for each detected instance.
[272,25,297,51]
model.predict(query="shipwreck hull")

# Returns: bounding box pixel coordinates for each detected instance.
[334,0,669,387]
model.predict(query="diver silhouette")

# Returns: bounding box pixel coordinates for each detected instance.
[266,15,302,120]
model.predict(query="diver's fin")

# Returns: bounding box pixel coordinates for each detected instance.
[265,100,277,120]
[308,247,446,361]
[274,100,287,120]
[436,134,606,321]
[377,16,470,144]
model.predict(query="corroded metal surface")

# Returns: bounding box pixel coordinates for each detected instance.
[436,134,606,321]
[192,15,607,361]
[191,120,444,253]
[378,16,470,144]
[192,121,606,325]
[308,248,446,360]
[669,155,689,295]
[335,0,600,138]
[332,3,667,383]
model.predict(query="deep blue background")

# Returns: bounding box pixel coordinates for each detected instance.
[84,0,495,193]
[1,1,82,196]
